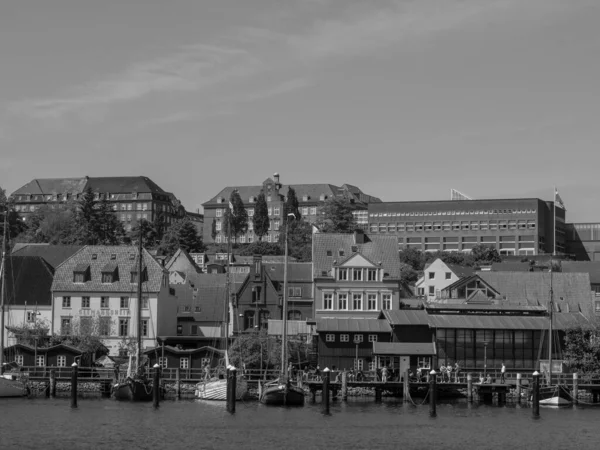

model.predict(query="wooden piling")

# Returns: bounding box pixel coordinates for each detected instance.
[323,368,330,415]
[175,368,181,400]
[153,364,160,408]
[572,373,578,405]
[516,373,521,403]
[50,369,57,398]
[429,370,437,418]
[532,371,540,419]
[341,370,348,401]
[467,373,473,403]
[297,372,302,388]
[70,363,78,409]
[375,387,382,401]
[403,369,409,402]
[226,366,237,414]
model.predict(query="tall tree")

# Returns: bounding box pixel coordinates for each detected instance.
[253,191,270,241]
[95,197,125,245]
[222,190,249,242]
[16,203,77,244]
[281,219,312,262]
[129,219,159,248]
[284,187,301,219]
[315,196,357,233]
[158,217,205,258]
[1,192,27,246]
[471,244,502,265]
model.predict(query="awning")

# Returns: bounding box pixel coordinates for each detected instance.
[373,342,436,356]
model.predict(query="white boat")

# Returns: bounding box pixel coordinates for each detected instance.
[195,375,248,400]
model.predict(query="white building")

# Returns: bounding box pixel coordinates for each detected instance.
[415,258,473,302]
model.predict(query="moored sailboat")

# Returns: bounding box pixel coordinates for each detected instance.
[259,213,305,406]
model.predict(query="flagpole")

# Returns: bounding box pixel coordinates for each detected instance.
[553,186,556,256]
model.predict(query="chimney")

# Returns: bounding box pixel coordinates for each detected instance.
[354,229,365,245]
[253,254,263,278]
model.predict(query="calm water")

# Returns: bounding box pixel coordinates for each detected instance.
[1,396,599,450]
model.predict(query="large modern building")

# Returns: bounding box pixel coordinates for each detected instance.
[367,198,565,256]
[201,173,381,244]
[11,176,187,231]
[565,223,600,261]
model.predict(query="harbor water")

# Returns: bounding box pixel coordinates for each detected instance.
[1,396,599,450]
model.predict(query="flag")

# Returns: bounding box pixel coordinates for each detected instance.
[555,189,565,210]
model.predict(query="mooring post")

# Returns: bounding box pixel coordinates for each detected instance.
[429,370,437,417]
[226,366,237,414]
[467,373,473,403]
[175,367,181,400]
[375,387,382,401]
[403,369,409,402]
[50,368,57,398]
[71,362,78,409]
[323,367,330,415]
[515,373,522,403]
[532,371,540,419]
[341,370,348,401]
[152,364,160,408]
[297,371,302,388]
[572,372,578,405]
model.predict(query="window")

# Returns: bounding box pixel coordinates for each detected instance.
[158,357,168,369]
[352,293,363,310]
[191,325,198,336]
[180,358,190,369]
[288,287,302,297]
[73,273,85,283]
[382,294,391,310]
[274,207,280,215]
[352,268,362,281]
[367,269,378,281]
[332,293,346,310]
[248,208,254,217]
[302,207,308,215]
[445,272,451,280]
[326,334,335,342]
[340,334,349,342]
[354,359,364,370]
[62,296,71,308]
[101,297,109,309]
[26,311,36,322]
[15,354,23,366]
[99,317,111,336]
[368,334,378,343]
[595,301,600,314]
[36,355,45,367]
[338,269,348,281]
[367,294,377,310]
[177,324,183,335]
[428,272,435,279]
[57,355,67,367]
[216,208,222,217]
[61,317,71,334]
[417,356,431,369]
[141,319,149,337]
[268,207,272,216]
[101,273,114,283]
[81,297,90,308]
[141,297,149,309]
[119,318,129,336]
[354,334,364,343]
[310,207,316,215]
[428,286,435,295]
[119,297,130,309]
[323,293,333,310]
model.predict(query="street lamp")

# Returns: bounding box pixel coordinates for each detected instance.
[483,341,489,377]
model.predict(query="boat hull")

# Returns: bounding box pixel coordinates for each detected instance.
[538,385,572,407]
[195,377,248,400]
[0,375,27,398]
[259,384,305,406]
[113,378,153,401]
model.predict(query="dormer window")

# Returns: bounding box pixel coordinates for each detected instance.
[92,254,98,260]
[351,246,358,253]
[320,194,325,201]
[302,195,309,201]
[352,268,363,281]
[367,269,378,281]
[249,196,255,203]
[326,250,332,257]
[101,263,119,283]
[338,250,345,257]
[217,197,224,204]
[73,264,91,283]
[338,268,348,281]
[129,253,135,260]
[110,254,116,260]
[131,267,148,283]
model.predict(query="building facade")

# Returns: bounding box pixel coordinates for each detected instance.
[50,246,176,356]
[415,259,473,301]
[201,173,381,245]
[565,223,600,261]
[313,231,402,320]
[367,198,565,256]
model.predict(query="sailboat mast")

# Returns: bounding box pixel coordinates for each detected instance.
[136,225,143,362]
[281,220,289,380]
[225,200,232,353]
[0,210,7,372]
[548,261,553,385]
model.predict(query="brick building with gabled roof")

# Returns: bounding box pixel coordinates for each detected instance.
[50,245,177,356]
[201,173,381,244]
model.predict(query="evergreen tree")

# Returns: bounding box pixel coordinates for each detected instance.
[285,219,312,262]
[315,196,357,233]
[470,244,502,265]
[129,219,159,248]
[284,187,301,219]
[158,217,205,258]
[253,191,270,241]
[95,197,125,245]
[222,190,249,242]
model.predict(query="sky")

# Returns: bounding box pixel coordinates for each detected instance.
[1,0,599,221]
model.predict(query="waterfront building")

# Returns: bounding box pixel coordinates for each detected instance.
[415,258,474,301]
[50,246,177,356]
[11,176,189,231]
[2,256,55,346]
[313,230,404,320]
[144,344,224,372]
[367,198,565,256]
[3,343,82,368]
[201,173,381,244]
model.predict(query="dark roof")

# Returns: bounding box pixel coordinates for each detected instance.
[11,244,84,269]
[561,261,600,285]
[101,262,119,272]
[313,233,401,279]
[84,176,166,194]
[491,262,532,272]
[11,178,87,196]
[3,343,83,354]
[426,303,547,313]
[51,246,166,293]
[427,312,589,330]
[446,263,474,278]
[373,342,436,356]
[263,263,313,282]
[143,345,224,356]
[316,318,391,333]
[3,256,54,306]
[380,310,429,326]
